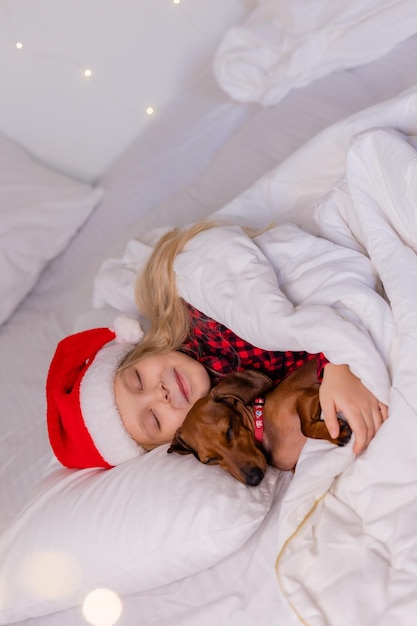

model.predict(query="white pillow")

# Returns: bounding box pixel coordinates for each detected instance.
[0,133,103,326]
[0,446,284,624]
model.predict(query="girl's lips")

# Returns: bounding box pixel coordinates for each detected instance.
[175,369,189,403]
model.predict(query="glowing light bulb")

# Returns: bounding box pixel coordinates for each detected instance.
[173,0,181,4]
[82,588,123,626]
[16,42,23,49]
[20,550,81,600]
[146,106,155,115]
[84,68,93,78]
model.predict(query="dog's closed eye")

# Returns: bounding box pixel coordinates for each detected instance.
[204,457,220,465]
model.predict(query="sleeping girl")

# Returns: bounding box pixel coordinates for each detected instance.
[46,223,388,470]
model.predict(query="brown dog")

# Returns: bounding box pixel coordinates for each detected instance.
[168,359,352,486]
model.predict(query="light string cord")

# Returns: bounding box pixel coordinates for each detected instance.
[1,0,222,120]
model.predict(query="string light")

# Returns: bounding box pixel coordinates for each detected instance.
[82,588,123,626]
[3,0,225,131]
[20,550,81,600]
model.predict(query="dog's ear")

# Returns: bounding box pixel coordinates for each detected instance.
[212,370,273,405]
[167,430,194,456]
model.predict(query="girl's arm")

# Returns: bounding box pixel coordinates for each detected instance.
[319,363,389,454]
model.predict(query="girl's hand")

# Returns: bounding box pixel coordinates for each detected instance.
[319,363,389,454]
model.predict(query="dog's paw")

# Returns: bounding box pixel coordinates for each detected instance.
[336,417,352,446]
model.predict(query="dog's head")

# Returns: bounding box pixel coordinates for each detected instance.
[167,369,273,486]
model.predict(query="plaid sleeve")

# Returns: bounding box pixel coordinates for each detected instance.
[282,351,329,382]
[181,302,329,385]
[315,352,329,381]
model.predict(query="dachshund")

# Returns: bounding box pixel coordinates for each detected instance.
[167,359,352,486]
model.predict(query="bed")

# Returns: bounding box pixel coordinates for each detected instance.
[2,1,417,624]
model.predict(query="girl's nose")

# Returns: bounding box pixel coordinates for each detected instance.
[157,382,170,403]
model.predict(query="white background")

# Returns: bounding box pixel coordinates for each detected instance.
[0,0,254,181]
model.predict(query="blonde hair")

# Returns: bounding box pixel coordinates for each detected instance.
[119,221,216,369]
[119,220,272,370]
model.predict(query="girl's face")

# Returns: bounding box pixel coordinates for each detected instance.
[114,351,211,449]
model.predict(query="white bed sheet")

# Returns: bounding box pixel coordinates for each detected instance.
[2,28,417,626]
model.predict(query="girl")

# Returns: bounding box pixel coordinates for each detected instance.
[118,222,388,456]
[47,223,388,470]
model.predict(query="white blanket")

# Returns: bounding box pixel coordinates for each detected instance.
[214,0,417,105]
[274,127,417,626]
[210,109,417,625]
[94,88,417,624]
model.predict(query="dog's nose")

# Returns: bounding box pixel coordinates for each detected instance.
[244,466,264,487]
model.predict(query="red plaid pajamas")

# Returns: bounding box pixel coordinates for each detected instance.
[180,302,329,385]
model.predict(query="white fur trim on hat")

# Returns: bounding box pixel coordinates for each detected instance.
[80,340,145,466]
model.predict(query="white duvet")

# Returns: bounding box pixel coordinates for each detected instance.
[214,0,417,106]
[94,88,417,625]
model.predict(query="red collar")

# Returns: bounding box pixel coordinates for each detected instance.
[253,397,264,443]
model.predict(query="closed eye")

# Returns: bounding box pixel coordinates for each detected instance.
[150,409,160,430]
[204,457,219,465]
[134,369,143,391]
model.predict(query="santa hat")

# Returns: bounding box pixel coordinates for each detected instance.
[46,316,146,469]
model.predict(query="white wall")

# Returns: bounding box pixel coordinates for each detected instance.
[0,0,254,181]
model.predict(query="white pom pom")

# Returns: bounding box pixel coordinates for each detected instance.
[112,316,144,344]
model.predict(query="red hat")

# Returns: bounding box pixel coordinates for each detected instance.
[46,317,145,469]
